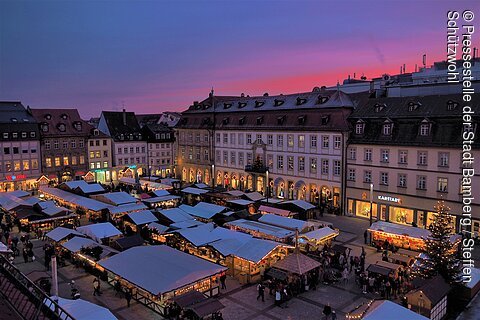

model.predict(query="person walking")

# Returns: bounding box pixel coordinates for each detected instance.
[256,283,265,302]
[220,274,227,290]
[93,278,101,296]
[125,289,132,308]
[22,248,28,263]
[274,289,282,307]
[323,303,332,319]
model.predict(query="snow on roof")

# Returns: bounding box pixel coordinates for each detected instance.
[142,195,180,203]
[46,297,117,320]
[127,210,158,225]
[42,205,70,217]
[152,189,171,197]
[243,192,265,201]
[281,200,316,211]
[181,187,209,195]
[0,193,30,211]
[169,220,205,229]
[225,190,245,197]
[6,190,30,198]
[261,198,283,204]
[225,219,295,239]
[62,236,99,252]
[179,203,227,220]
[46,227,83,242]
[97,192,137,206]
[98,246,227,296]
[233,238,290,263]
[363,300,429,320]
[258,205,292,217]
[369,221,430,239]
[23,197,41,205]
[148,222,170,234]
[158,208,195,223]
[194,183,210,189]
[77,222,122,242]
[39,187,109,212]
[64,181,105,194]
[300,227,339,241]
[227,199,254,206]
[258,214,309,231]
[174,223,218,246]
[107,203,147,215]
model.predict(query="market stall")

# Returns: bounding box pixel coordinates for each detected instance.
[77,222,123,245]
[224,219,295,243]
[258,205,296,218]
[142,195,180,209]
[258,214,312,232]
[298,227,339,251]
[124,210,158,233]
[45,227,84,244]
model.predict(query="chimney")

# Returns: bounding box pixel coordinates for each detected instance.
[122,109,126,125]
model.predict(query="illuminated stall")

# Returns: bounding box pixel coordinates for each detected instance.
[224,219,295,243]
[298,227,339,252]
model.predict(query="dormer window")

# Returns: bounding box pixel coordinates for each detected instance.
[255,101,265,108]
[318,96,329,104]
[296,97,307,105]
[155,133,160,139]
[203,104,211,110]
[420,120,431,136]
[277,115,286,125]
[274,99,284,107]
[408,101,421,112]
[60,114,68,120]
[355,120,365,135]
[73,122,82,131]
[239,116,246,125]
[41,123,49,132]
[256,116,264,125]
[58,123,66,132]
[321,116,330,125]
[138,134,142,140]
[94,129,99,136]
[45,114,52,120]
[120,134,124,140]
[129,134,133,140]
[382,120,393,136]
[223,103,232,109]
[298,116,306,125]
[447,100,458,111]
[222,117,230,125]
[238,102,247,109]
[11,118,17,123]
[374,103,386,112]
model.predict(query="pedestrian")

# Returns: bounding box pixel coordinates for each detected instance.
[323,303,332,320]
[256,283,265,302]
[274,289,282,307]
[93,278,101,296]
[331,310,337,320]
[22,248,28,263]
[114,280,122,297]
[364,230,368,244]
[125,289,132,307]
[220,274,227,290]
[386,280,391,299]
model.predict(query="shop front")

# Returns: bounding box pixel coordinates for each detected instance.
[0,174,38,192]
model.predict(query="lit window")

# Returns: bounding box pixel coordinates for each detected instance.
[437,178,448,192]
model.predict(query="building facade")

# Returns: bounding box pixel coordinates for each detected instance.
[97,110,147,181]
[0,102,41,192]
[87,127,113,183]
[345,89,480,233]
[31,109,90,182]
[141,124,175,178]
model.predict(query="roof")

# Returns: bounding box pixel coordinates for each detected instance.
[98,246,227,296]
[174,223,218,246]
[243,192,264,201]
[409,275,450,305]
[258,205,292,217]
[113,234,144,251]
[6,190,30,198]
[227,199,254,206]
[225,190,245,197]
[152,189,171,197]
[47,297,117,320]
[232,238,290,263]
[181,187,209,195]
[100,111,143,140]
[281,200,316,211]
[127,210,158,225]
[180,202,228,220]
[170,220,205,229]
[0,101,36,124]
[258,214,309,231]
[45,227,83,242]
[300,227,339,242]
[0,193,31,211]
[142,195,180,203]
[95,192,137,206]
[194,183,210,189]
[0,242,12,253]
[148,222,170,234]
[189,298,225,318]
[30,108,91,137]
[39,187,109,212]
[63,181,105,194]
[224,219,295,239]
[172,290,206,308]
[77,223,122,242]
[62,236,99,253]
[369,221,430,239]
[363,300,429,320]
[107,203,147,215]
[273,252,321,275]
[157,208,195,223]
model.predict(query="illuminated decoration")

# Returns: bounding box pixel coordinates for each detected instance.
[346,299,375,320]
[378,195,401,203]
[6,174,27,181]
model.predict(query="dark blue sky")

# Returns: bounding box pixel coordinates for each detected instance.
[1,0,478,117]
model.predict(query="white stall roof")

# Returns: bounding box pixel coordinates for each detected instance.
[169,220,205,229]
[148,222,170,234]
[227,199,254,206]
[369,221,430,239]
[6,190,30,198]
[142,195,180,204]
[152,189,171,197]
[282,200,316,211]
[77,222,122,242]
[62,236,99,252]
[98,246,227,296]
[127,210,158,225]
[64,181,105,194]
[194,183,210,189]
[181,187,209,195]
[158,208,194,223]
[39,187,109,212]
[300,227,339,241]
[258,214,310,231]
[180,202,227,220]
[108,203,147,215]
[24,197,41,206]
[98,192,137,206]
[363,300,428,320]
[174,223,218,246]
[225,190,245,197]
[0,193,30,211]
[243,192,265,201]
[46,227,83,242]
[258,205,292,217]
[234,238,290,263]
[46,297,117,320]
[225,219,295,239]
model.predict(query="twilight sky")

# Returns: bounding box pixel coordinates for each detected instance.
[0,0,478,117]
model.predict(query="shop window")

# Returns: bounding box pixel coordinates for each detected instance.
[356,201,377,218]
[389,207,414,225]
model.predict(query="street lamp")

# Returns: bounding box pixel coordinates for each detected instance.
[369,183,374,226]
[211,164,215,191]
[266,170,269,203]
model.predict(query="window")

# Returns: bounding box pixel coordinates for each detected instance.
[256,134,262,144]
[321,160,329,174]
[22,160,30,170]
[5,161,11,172]
[417,176,427,190]
[439,152,449,167]
[399,150,408,164]
[45,141,51,150]
[322,136,329,148]
[380,172,389,185]
[239,152,244,166]
[247,153,252,165]
[63,156,69,165]
[103,161,108,168]
[3,147,9,155]
[21,132,26,138]
[90,162,95,169]
[79,155,85,164]
[310,158,317,173]
[95,151,101,158]
[2,133,8,139]
[216,150,221,162]
[55,157,61,167]
[135,147,140,153]
[204,150,209,161]
[418,151,427,165]
[223,133,228,144]
[383,122,392,135]
[333,160,341,176]
[238,133,244,145]
[46,158,52,168]
[95,140,100,146]
[381,149,389,163]
[364,148,372,161]
[196,149,200,160]
[54,140,59,149]
[89,140,94,147]
[398,174,407,187]
[31,149,37,153]
[195,134,200,143]
[71,140,76,148]
[310,135,317,148]
[267,154,273,168]
[96,162,101,169]
[437,178,448,192]
[79,140,84,148]
[204,134,209,143]
[230,152,236,165]
[277,155,284,169]
[31,159,38,169]
[287,135,294,147]
[277,135,283,147]
[287,156,294,170]
[364,170,372,183]
[348,148,356,160]
[30,132,36,138]
[103,139,107,146]
[230,133,235,145]
[216,133,220,143]
[188,147,193,160]
[90,151,95,159]
[71,156,77,165]
[348,169,356,181]
[267,134,273,145]
[298,135,305,148]
[103,150,108,157]
[247,134,252,144]
[63,141,68,149]
[355,122,364,134]
[13,147,19,154]
[14,161,20,171]
[334,136,341,149]
[420,122,430,136]
[298,157,305,171]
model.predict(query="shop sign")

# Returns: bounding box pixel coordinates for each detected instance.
[6,174,27,181]
[377,195,401,203]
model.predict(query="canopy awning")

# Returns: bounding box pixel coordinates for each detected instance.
[189,299,225,318]
[266,268,288,281]
[272,252,321,275]
[171,290,206,308]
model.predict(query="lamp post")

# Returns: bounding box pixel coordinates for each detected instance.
[211,164,215,192]
[266,170,269,203]
[369,183,374,226]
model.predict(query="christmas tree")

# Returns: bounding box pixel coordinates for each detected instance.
[415,200,461,283]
